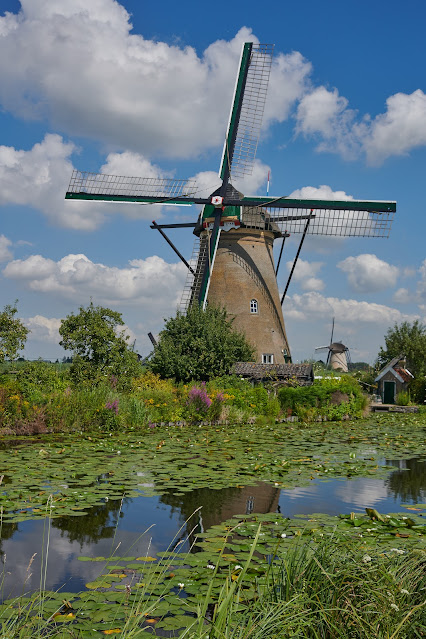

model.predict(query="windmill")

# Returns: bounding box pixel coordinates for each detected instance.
[315,318,352,372]
[65,42,396,365]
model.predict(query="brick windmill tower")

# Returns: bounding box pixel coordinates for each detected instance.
[66,42,395,364]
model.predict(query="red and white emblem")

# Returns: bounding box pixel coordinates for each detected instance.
[211,195,224,207]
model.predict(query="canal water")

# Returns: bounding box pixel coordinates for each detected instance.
[0,456,424,599]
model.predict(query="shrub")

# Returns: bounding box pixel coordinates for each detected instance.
[185,383,225,422]
[396,390,410,406]
[149,305,255,382]
[13,361,69,404]
[278,376,366,421]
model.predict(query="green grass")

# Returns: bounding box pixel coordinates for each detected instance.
[0,522,424,638]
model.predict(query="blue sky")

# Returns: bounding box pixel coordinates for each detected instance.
[1,0,425,363]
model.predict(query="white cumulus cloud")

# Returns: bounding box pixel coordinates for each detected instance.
[365,90,426,165]
[285,291,419,325]
[285,258,324,291]
[24,315,62,344]
[338,253,399,293]
[0,135,181,230]
[295,84,426,165]
[3,252,187,309]
[0,235,13,262]
[0,4,310,159]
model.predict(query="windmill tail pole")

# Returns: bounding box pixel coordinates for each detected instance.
[280,214,312,305]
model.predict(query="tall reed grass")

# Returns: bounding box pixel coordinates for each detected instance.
[0,515,424,638]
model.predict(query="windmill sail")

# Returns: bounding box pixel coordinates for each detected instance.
[219,43,274,182]
[66,170,197,204]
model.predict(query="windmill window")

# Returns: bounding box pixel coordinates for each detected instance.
[262,354,274,364]
[250,299,258,314]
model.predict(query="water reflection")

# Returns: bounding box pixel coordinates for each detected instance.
[0,457,424,598]
[53,498,128,545]
[386,458,426,503]
[159,483,280,533]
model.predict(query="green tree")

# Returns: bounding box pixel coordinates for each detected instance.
[0,301,29,362]
[149,305,255,382]
[377,320,426,377]
[59,302,140,384]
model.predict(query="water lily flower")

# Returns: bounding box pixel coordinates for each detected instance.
[281,533,287,538]
[178,583,184,589]
[207,563,215,570]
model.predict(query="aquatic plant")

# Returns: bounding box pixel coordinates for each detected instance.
[0,510,424,637]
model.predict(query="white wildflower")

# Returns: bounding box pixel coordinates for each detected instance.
[362,555,372,563]
[207,564,215,570]
[390,603,399,611]
[401,589,409,595]
[234,565,243,570]
[281,533,287,538]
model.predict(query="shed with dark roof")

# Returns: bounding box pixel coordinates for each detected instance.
[233,362,314,386]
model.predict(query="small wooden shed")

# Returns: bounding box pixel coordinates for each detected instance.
[233,362,314,386]
[374,356,414,404]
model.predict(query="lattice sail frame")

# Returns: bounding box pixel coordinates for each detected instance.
[242,205,395,238]
[67,170,198,200]
[228,43,274,179]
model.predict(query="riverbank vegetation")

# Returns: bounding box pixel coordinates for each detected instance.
[0,361,376,435]
[0,508,425,637]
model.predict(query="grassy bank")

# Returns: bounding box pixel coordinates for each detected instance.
[0,362,372,435]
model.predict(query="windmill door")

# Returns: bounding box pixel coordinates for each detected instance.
[383,381,396,404]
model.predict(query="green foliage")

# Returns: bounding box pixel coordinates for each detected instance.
[409,375,426,404]
[13,360,69,404]
[278,376,367,421]
[377,319,426,377]
[0,301,29,362]
[59,302,141,385]
[396,390,411,406]
[149,305,255,382]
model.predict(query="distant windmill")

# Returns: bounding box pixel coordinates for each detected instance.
[315,319,351,372]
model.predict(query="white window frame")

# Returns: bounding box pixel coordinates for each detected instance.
[250,299,258,314]
[262,353,274,364]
